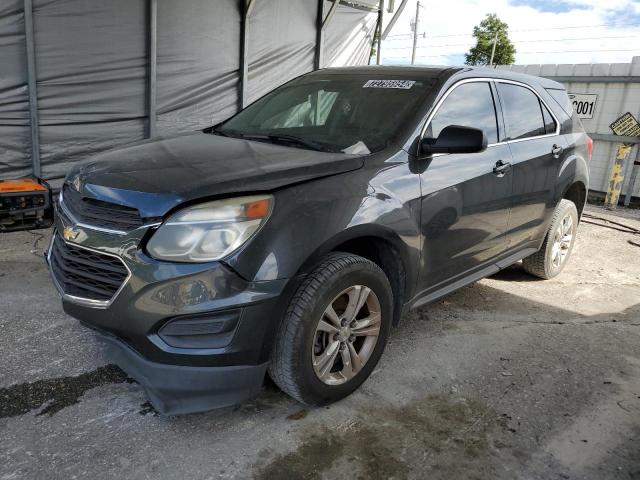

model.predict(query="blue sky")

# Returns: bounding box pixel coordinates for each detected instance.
[380,0,640,66]
[509,0,590,13]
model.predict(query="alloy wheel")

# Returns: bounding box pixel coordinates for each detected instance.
[551,213,574,268]
[311,285,381,385]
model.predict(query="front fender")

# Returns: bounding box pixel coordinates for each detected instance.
[224,162,422,294]
[296,222,418,286]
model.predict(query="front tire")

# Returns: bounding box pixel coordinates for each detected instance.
[522,199,579,279]
[269,252,393,406]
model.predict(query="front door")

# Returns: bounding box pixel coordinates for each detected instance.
[417,80,513,295]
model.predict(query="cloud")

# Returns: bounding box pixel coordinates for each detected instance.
[380,0,640,65]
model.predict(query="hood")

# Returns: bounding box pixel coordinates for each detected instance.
[69,132,364,217]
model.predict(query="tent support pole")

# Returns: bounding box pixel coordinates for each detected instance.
[239,0,255,109]
[24,0,41,178]
[382,0,408,39]
[317,0,340,70]
[147,0,157,138]
[314,0,324,70]
[322,0,339,30]
[376,0,384,64]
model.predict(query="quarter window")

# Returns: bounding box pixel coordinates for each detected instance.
[541,103,557,134]
[497,83,546,140]
[546,88,572,117]
[427,82,498,144]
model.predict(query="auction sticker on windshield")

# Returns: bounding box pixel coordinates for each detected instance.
[364,80,415,89]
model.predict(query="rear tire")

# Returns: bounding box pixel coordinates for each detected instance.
[269,252,393,406]
[522,199,578,279]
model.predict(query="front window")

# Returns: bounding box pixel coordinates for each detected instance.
[426,82,499,144]
[216,77,431,154]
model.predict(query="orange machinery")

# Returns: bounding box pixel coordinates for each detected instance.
[0,177,54,232]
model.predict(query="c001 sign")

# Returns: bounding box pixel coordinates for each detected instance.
[569,93,598,119]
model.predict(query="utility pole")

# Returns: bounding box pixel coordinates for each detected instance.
[411,1,420,65]
[489,30,498,66]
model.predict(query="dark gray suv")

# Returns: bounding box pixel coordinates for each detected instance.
[47,66,591,414]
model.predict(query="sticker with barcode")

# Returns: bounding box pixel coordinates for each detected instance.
[363,79,415,89]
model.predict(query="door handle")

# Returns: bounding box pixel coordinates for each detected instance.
[552,144,563,157]
[493,160,511,177]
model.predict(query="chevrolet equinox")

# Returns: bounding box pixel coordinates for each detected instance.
[47,66,591,414]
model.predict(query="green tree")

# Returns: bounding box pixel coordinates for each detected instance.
[464,14,516,66]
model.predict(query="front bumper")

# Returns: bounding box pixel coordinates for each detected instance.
[93,327,268,415]
[47,205,296,413]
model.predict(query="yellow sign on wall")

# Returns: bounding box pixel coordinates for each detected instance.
[610,112,640,137]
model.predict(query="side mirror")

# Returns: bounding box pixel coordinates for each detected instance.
[419,125,488,156]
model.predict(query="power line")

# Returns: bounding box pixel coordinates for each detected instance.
[387,32,640,49]
[385,22,640,39]
[405,48,638,59]
[386,34,637,44]
[515,49,639,54]
[479,35,632,43]
[382,35,639,50]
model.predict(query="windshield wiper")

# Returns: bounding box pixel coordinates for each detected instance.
[235,132,328,152]
[211,129,330,152]
[263,134,326,152]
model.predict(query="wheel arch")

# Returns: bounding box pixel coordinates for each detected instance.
[295,224,417,326]
[557,152,589,217]
[562,180,587,218]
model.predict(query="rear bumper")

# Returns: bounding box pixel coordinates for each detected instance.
[93,326,268,415]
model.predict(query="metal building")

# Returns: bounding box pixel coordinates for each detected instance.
[0,0,380,182]
[499,56,640,205]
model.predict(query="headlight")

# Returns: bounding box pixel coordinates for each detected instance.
[147,195,272,262]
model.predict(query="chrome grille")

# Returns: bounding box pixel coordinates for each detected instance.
[49,234,129,303]
[61,185,143,232]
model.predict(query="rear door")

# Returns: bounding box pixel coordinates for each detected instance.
[495,81,563,251]
[417,80,513,295]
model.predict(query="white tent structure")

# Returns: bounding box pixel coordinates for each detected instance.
[0,0,382,182]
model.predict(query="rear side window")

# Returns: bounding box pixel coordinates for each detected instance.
[546,88,572,117]
[497,83,546,140]
[427,82,498,144]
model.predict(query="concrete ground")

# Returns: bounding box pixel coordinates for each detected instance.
[1,205,639,480]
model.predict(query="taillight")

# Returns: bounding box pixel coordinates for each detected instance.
[586,135,593,161]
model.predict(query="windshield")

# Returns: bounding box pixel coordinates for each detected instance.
[216,77,431,154]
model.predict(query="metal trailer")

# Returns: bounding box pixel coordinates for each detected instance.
[498,56,640,206]
[0,0,382,184]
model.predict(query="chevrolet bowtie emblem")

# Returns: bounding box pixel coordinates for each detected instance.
[63,226,80,241]
[72,174,83,192]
